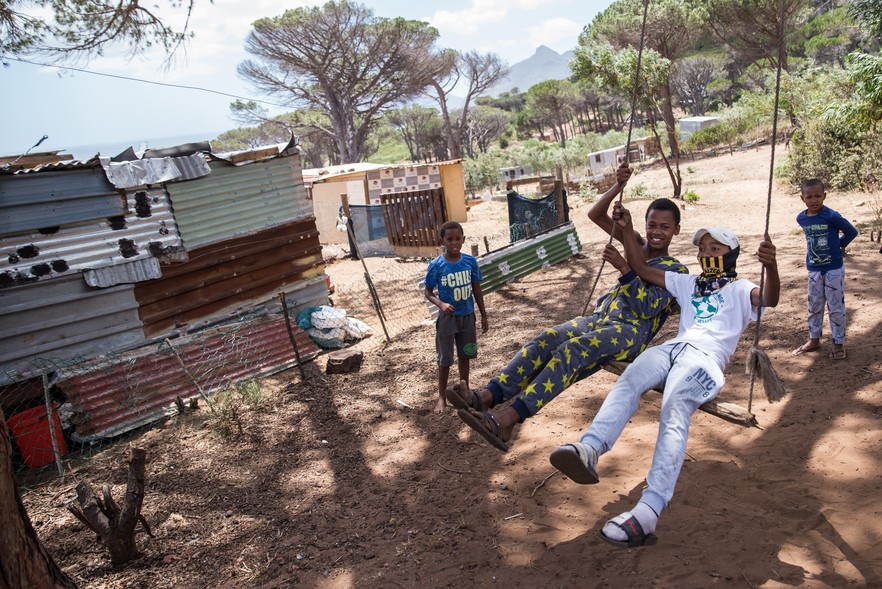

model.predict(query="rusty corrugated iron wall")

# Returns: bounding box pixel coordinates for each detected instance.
[134,218,325,337]
[59,314,320,440]
[1,146,331,441]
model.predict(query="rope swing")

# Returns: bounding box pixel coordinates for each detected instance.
[581,0,651,318]
[745,4,788,409]
[589,0,789,425]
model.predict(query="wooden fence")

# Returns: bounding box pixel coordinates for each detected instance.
[380,189,447,256]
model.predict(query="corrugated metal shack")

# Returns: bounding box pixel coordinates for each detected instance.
[0,140,328,441]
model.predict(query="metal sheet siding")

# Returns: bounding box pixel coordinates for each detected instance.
[0,187,184,289]
[165,155,312,250]
[0,168,123,234]
[60,315,320,440]
[0,273,144,386]
[134,218,326,338]
[478,224,581,294]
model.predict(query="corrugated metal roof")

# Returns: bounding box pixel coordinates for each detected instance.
[304,159,462,184]
[100,154,211,188]
[422,223,581,320]
[1,187,184,289]
[60,313,320,441]
[165,153,311,250]
[0,167,123,234]
[134,218,327,338]
[0,157,102,174]
[0,273,144,386]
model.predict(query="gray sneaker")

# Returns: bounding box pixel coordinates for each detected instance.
[550,442,599,484]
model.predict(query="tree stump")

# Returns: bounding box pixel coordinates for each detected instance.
[68,448,148,565]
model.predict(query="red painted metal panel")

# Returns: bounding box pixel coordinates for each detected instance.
[60,314,320,439]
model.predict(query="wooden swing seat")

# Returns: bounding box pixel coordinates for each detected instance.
[603,361,760,429]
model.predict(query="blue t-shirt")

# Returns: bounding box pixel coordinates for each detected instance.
[425,253,482,316]
[796,206,858,271]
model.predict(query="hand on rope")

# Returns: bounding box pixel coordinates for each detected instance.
[602,243,630,275]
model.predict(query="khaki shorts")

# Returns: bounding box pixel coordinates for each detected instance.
[436,313,478,367]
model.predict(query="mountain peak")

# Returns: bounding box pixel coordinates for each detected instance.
[489,46,575,96]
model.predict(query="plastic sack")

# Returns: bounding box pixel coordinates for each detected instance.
[297,305,372,349]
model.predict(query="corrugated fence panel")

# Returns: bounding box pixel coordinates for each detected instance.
[478,223,581,294]
[166,154,312,250]
[0,187,184,289]
[60,314,320,441]
[134,218,326,338]
[0,273,144,386]
[421,223,582,320]
[0,168,123,234]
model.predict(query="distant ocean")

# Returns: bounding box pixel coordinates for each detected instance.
[66,131,223,161]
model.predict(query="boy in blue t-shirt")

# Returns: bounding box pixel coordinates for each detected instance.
[425,221,488,413]
[792,179,858,360]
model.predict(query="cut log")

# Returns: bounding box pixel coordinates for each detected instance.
[604,361,760,429]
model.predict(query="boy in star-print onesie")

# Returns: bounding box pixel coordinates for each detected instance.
[450,163,688,452]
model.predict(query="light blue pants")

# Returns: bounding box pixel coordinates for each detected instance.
[807,267,846,345]
[580,341,725,516]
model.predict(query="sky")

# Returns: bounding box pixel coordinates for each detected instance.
[1,0,614,160]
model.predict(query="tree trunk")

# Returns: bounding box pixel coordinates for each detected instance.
[67,448,147,566]
[660,83,683,198]
[0,409,77,589]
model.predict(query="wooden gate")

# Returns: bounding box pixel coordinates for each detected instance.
[380,188,447,257]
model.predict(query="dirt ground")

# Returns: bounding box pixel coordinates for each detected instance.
[20,145,882,588]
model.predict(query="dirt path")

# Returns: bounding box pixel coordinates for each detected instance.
[21,145,882,588]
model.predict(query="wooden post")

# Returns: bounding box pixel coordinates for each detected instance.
[341,194,391,342]
[278,292,307,380]
[41,374,63,478]
[553,179,565,226]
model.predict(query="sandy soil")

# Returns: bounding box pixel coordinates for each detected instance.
[20,144,882,588]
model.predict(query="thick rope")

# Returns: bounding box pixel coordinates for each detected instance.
[581,0,650,317]
[746,6,787,412]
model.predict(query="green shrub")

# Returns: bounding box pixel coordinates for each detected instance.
[683,190,701,202]
[683,123,736,151]
[626,182,653,200]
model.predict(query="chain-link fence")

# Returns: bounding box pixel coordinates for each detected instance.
[320,189,580,354]
[4,191,585,480]
[2,308,319,478]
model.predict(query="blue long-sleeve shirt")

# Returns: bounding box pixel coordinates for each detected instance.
[796,206,858,271]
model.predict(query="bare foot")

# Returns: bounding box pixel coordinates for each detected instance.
[433,398,446,413]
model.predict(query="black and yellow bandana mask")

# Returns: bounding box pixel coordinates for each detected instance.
[695,247,739,297]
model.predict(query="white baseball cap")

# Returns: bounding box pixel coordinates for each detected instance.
[692,227,739,249]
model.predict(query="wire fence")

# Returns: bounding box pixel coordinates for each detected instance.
[4,192,582,480]
[3,309,319,479]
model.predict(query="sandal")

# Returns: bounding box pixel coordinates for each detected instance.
[549,443,599,485]
[829,349,847,360]
[599,512,658,549]
[456,408,508,452]
[446,381,487,412]
[792,342,820,355]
